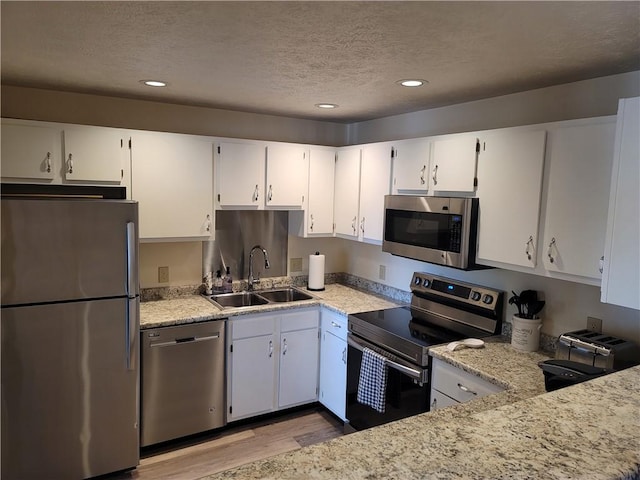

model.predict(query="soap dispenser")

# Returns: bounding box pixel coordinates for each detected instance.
[213,270,223,293]
[223,266,233,293]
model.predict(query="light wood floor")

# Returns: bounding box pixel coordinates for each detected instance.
[107,406,343,480]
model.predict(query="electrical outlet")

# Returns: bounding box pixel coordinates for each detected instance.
[290,257,303,272]
[158,266,169,283]
[587,316,602,333]
[379,265,386,280]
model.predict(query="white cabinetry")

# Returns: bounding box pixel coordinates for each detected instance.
[359,142,392,244]
[391,138,431,193]
[265,143,308,209]
[1,121,58,180]
[476,129,547,268]
[288,146,336,238]
[130,130,214,241]
[431,134,478,193]
[601,97,640,310]
[319,309,347,421]
[334,147,362,239]
[62,126,126,183]
[227,308,320,422]
[216,141,265,208]
[429,358,503,411]
[541,118,616,283]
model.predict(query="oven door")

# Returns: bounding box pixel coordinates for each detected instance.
[345,334,430,432]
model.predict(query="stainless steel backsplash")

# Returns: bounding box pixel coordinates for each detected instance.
[202,210,288,281]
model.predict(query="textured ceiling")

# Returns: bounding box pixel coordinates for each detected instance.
[1,1,639,123]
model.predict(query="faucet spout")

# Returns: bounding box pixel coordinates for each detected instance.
[248,245,270,290]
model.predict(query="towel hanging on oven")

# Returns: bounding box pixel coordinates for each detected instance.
[357,347,388,413]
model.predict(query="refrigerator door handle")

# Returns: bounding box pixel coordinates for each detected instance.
[126,222,137,297]
[126,298,137,371]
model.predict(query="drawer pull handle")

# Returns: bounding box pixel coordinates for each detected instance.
[331,321,342,329]
[457,383,477,396]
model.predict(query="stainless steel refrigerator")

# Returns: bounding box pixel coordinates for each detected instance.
[1,194,140,479]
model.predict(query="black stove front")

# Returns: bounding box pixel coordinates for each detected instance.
[344,273,504,432]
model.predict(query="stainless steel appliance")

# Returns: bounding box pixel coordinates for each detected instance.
[1,186,140,479]
[382,195,486,270]
[141,320,226,447]
[556,329,640,370]
[346,272,503,431]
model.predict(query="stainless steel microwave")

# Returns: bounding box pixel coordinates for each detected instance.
[382,195,484,270]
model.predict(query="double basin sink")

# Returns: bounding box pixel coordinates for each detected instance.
[205,287,315,309]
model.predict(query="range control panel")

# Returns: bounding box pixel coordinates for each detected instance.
[410,272,502,311]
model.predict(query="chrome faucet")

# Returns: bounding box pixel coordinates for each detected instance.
[248,245,270,290]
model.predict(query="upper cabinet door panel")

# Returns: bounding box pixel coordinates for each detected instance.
[1,122,58,180]
[542,119,616,279]
[392,138,430,193]
[63,127,125,183]
[360,142,392,244]
[333,147,361,238]
[265,144,308,209]
[217,141,265,208]
[476,129,546,268]
[431,135,478,193]
[307,148,336,235]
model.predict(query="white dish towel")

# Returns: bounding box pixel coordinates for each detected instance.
[356,347,388,413]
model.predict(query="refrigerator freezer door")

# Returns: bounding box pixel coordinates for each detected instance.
[1,297,139,479]
[1,198,138,306]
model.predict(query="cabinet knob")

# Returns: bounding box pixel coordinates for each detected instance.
[267,184,273,202]
[268,340,273,358]
[204,214,212,233]
[599,256,604,274]
[547,237,556,264]
[253,184,259,202]
[431,398,437,410]
[351,216,357,234]
[67,153,73,174]
[282,338,287,356]
[457,383,477,396]
[342,347,347,364]
[360,217,365,234]
[421,165,427,185]
[45,152,52,173]
[309,214,314,231]
[431,165,437,185]
[525,236,534,261]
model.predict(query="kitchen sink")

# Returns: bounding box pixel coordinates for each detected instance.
[207,292,269,308]
[257,288,314,303]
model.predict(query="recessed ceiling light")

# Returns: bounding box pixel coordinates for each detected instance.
[397,79,428,87]
[315,103,338,109]
[141,80,167,87]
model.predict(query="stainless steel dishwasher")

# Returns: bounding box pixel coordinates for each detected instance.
[141,320,226,447]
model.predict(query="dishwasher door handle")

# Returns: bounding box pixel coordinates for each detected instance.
[150,333,220,348]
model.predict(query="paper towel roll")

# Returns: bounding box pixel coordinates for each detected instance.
[308,252,325,291]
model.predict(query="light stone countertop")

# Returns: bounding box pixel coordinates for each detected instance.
[203,342,640,480]
[139,283,401,329]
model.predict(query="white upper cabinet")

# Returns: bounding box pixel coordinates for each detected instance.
[265,143,308,209]
[333,147,362,239]
[431,134,479,193]
[391,138,431,193]
[63,126,126,183]
[601,97,640,310]
[130,130,214,240]
[216,141,265,208]
[542,118,616,282]
[359,142,392,244]
[306,147,336,236]
[476,129,547,268]
[1,121,58,180]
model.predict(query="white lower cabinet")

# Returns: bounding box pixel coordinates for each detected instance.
[318,309,347,421]
[227,308,320,422]
[429,357,503,411]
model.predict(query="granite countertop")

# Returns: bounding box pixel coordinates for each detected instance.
[140,283,401,329]
[204,342,640,480]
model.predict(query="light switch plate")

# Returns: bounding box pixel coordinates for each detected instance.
[158,266,169,283]
[587,316,602,333]
[290,257,303,272]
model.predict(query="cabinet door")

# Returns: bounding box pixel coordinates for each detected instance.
[602,97,640,310]
[63,126,125,183]
[1,122,58,180]
[359,142,392,244]
[229,334,276,421]
[307,147,336,235]
[278,327,319,409]
[391,138,430,193]
[542,119,616,280]
[429,389,458,411]
[334,147,361,239]
[431,135,478,192]
[319,329,347,420]
[476,129,546,268]
[216,141,264,208]
[131,131,213,240]
[265,144,308,209]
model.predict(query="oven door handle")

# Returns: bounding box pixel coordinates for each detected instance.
[347,336,423,381]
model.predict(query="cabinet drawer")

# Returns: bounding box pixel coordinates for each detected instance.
[231,314,276,339]
[280,308,319,332]
[431,358,503,404]
[321,309,347,341]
